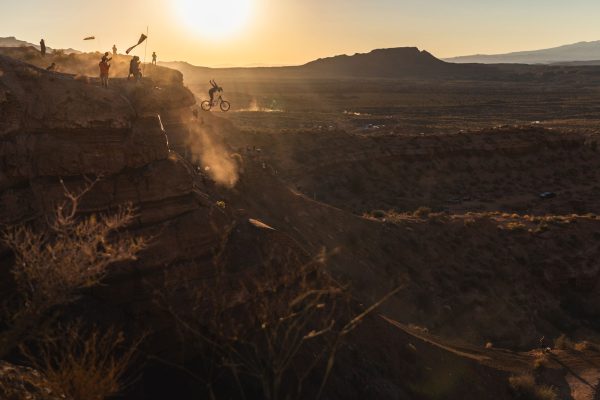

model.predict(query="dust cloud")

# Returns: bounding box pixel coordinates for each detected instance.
[237,98,283,113]
[186,124,239,188]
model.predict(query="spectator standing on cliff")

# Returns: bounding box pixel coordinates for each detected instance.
[128,56,141,81]
[152,52,157,65]
[112,44,117,56]
[40,39,46,57]
[99,56,111,88]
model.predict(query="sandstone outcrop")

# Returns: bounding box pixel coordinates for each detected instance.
[0,54,302,356]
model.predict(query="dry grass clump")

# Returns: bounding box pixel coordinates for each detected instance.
[504,221,527,231]
[21,323,142,400]
[553,334,575,351]
[0,179,146,398]
[571,340,600,352]
[532,353,551,370]
[508,374,558,400]
[414,206,432,218]
[574,341,590,352]
[0,179,146,357]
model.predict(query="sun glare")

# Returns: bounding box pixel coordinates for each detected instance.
[177,0,253,40]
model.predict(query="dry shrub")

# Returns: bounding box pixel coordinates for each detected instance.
[508,374,558,400]
[21,322,142,400]
[505,221,527,231]
[414,206,432,218]
[554,334,575,351]
[160,245,399,400]
[533,353,550,370]
[572,340,597,352]
[0,178,147,357]
[371,210,386,219]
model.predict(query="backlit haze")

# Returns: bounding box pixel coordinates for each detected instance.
[3,0,600,67]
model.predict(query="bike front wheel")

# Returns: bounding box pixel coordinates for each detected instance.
[201,101,212,111]
[220,101,231,112]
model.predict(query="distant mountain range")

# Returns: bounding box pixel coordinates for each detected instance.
[302,48,451,77]
[445,40,600,64]
[0,37,35,48]
[0,36,80,54]
[161,47,494,82]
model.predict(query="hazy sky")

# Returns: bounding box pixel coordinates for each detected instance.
[3,0,600,66]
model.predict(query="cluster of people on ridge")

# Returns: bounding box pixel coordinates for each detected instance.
[95,47,154,88]
[39,38,224,101]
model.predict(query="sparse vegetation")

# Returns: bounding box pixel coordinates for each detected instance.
[0,180,146,357]
[414,207,432,218]
[20,323,143,400]
[371,209,386,219]
[160,245,399,400]
[553,334,575,351]
[0,179,146,397]
[508,374,558,400]
[532,352,551,370]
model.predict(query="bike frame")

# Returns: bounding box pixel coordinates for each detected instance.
[212,94,225,106]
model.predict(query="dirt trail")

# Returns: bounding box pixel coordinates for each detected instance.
[383,314,600,400]
[381,315,530,371]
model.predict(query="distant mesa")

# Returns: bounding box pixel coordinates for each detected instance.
[161,47,480,81]
[301,47,450,77]
[445,40,600,64]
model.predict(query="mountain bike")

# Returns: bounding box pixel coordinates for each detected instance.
[201,94,231,112]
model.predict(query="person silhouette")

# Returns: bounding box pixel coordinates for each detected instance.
[152,52,157,65]
[209,79,222,104]
[112,44,117,55]
[99,55,111,88]
[40,39,46,57]
[128,56,142,81]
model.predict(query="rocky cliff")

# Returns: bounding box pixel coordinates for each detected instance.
[0,53,309,359]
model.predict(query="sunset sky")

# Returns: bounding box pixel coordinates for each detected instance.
[3,0,600,67]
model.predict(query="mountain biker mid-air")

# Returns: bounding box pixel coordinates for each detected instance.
[209,79,222,105]
[201,80,230,112]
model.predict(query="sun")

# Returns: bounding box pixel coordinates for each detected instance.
[177,0,253,40]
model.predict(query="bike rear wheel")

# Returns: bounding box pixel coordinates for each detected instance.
[201,101,212,111]
[220,101,231,112]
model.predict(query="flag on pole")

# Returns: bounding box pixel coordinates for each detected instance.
[126,34,147,54]
[83,36,95,40]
